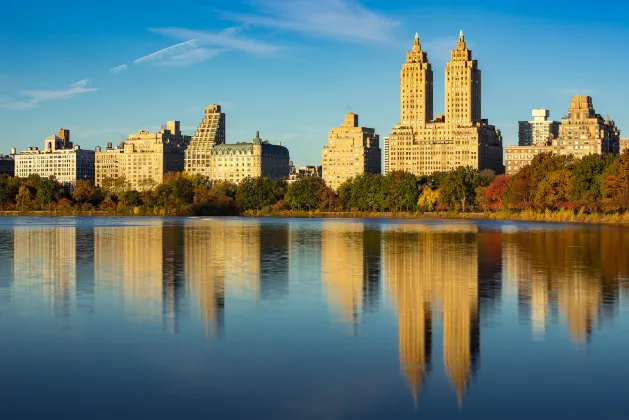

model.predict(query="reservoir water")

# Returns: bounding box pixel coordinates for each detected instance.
[0,217,628,419]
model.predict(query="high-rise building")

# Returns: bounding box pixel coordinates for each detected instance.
[321,113,381,190]
[387,32,503,176]
[505,96,621,176]
[185,104,226,177]
[518,109,560,146]
[210,131,290,184]
[14,129,95,186]
[114,121,190,190]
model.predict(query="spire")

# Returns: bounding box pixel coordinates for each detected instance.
[412,32,421,52]
[459,29,464,37]
[415,32,419,40]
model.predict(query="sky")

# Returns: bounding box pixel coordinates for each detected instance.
[2,0,629,166]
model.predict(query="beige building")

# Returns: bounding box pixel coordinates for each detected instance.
[97,121,190,190]
[518,109,560,146]
[387,32,503,176]
[210,131,290,184]
[505,96,621,176]
[505,145,553,176]
[383,136,390,174]
[184,104,226,177]
[621,138,629,153]
[287,164,322,184]
[322,113,381,190]
[14,129,95,186]
[94,142,124,187]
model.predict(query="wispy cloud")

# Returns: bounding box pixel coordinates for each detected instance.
[155,47,222,67]
[0,79,98,110]
[220,0,399,45]
[150,27,279,55]
[109,64,128,74]
[133,39,200,64]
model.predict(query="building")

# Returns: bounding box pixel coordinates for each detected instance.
[184,104,226,177]
[115,121,190,190]
[210,131,290,184]
[0,155,15,176]
[321,113,381,190]
[94,142,124,187]
[621,138,629,153]
[383,136,390,174]
[386,32,503,176]
[505,145,553,176]
[505,96,621,176]
[518,109,560,146]
[14,129,95,186]
[554,96,620,158]
[287,164,322,184]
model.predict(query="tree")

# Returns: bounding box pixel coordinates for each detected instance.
[439,166,479,212]
[285,178,323,210]
[571,153,614,205]
[236,177,284,211]
[0,175,18,210]
[417,187,440,212]
[386,171,418,211]
[602,150,629,212]
[483,175,510,211]
[15,186,33,211]
[72,180,102,204]
[533,169,573,210]
[35,177,63,209]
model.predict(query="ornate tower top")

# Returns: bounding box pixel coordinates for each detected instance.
[457,30,467,50]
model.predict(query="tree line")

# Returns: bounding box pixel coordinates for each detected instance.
[0,150,628,215]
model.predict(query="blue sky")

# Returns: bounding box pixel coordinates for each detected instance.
[2,0,629,166]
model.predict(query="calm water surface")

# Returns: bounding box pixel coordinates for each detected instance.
[1,217,628,419]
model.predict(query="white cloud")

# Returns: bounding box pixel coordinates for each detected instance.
[150,26,279,55]
[133,39,200,64]
[220,0,399,45]
[155,48,222,67]
[0,80,98,110]
[109,64,128,74]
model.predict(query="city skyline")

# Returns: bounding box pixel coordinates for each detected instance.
[2,0,629,167]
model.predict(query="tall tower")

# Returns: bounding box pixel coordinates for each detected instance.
[445,31,481,125]
[400,33,433,126]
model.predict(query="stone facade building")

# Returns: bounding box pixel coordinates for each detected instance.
[386,32,503,176]
[621,138,629,153]
[505,96,621,176]
[14,129,94,186]
[210,131,290,184]
[518,109,560,146]
[103,121,190,190]
[184,104,226,177]
[322,113,381,190]
[94,142,124,187]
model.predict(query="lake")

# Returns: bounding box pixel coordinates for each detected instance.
[0,217,628,419]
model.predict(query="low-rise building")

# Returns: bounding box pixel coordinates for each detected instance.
[505,145,553,176]
[620,138,629,153]
[322,113,381,190]
[0,155,15,176]
[14,129,95,186]
[210,131,290,184]
[287,164,322,184]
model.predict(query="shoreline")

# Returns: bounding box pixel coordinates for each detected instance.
[2,209,629,226]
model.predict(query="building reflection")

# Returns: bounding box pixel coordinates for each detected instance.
[383,223,481,405]
[321,222,381,334]
[503,229,629,343]
[13,227,77,317]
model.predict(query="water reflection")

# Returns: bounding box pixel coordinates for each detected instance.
[1,218,629,416]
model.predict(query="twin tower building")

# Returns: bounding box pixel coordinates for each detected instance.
[322,31,503,189]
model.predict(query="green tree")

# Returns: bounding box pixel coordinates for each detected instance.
[439,166,479,212]
[386,171,418,211]
[285,178,322,210]
[35,177,63,209]
[72,180,102,204]
[236,177,284,211]
[571,153,615,206]
[0,175,19,210]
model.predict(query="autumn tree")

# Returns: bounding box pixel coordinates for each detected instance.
[439,166,479,212]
